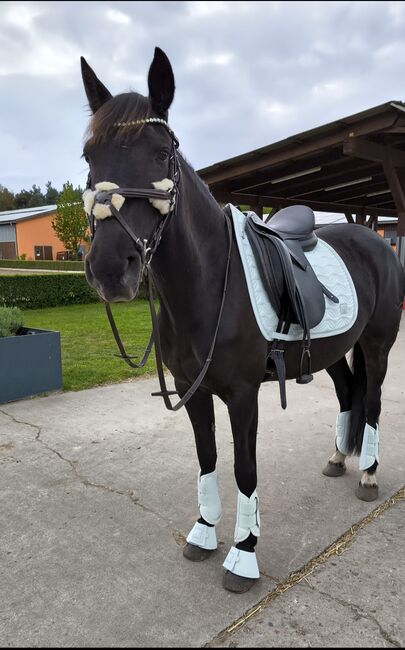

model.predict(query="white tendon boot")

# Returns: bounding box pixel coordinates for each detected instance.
[335,410,352,455]
[223,490,260,579]
[324,411,351,476]
[186,470,221,550]
[359,423,379,471]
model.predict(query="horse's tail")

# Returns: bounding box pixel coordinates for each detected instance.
[347,342,367,456]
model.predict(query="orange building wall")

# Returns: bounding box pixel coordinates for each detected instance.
[16,213,72,260]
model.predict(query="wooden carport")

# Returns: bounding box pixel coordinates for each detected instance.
[197,102,405,257]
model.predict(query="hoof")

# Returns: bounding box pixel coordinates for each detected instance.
[322,461,346,477]
[183,542,215,562]
[355,482,378,502]
[222,570,258,593]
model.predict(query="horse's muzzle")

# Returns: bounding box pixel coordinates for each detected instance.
[85,254,141,303]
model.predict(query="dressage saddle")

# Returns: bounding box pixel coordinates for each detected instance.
[237,205,339,407]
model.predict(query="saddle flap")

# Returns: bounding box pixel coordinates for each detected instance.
[245,215,326,332]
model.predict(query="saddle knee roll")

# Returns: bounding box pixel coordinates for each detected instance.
[359,424,379,471]
[234,490,260,543]
[197,470,221,525]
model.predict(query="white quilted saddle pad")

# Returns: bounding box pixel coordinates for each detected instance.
[229,204,358,342]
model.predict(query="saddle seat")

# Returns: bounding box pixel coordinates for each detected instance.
[265,205,318,251]
[240,205,336,337]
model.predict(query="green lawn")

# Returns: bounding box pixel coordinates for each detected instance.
[25,301,156,391]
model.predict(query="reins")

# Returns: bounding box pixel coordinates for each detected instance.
[84,119,233,410]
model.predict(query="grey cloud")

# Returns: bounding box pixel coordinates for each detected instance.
[0,0,404,192]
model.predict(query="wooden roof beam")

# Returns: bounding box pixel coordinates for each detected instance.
[200,113,402,186]
[343,137,405,167]
[214,190,397,217]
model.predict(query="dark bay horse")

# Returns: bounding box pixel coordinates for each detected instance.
[80,48,404,593]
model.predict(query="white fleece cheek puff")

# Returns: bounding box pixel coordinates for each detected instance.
[82,182,126,220]
[149,178,175,215]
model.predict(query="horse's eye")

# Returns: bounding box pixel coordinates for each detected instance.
[83,153,90,164]
[157,149,169,162]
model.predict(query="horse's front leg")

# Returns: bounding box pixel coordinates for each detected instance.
[223,386,260,593]
[176,383,221,562]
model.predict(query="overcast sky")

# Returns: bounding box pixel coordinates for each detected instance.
[1,0,404,194]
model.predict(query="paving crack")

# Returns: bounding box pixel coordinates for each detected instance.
[0,408,184,536]
[304,581,401,647]
[259,570,280,582]
[0,408,42,436]
[205,486,405,647]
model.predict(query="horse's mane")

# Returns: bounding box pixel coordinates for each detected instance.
[84,92,150,146]
[83,90,219,210]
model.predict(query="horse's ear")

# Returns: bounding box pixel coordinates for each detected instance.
[148,47,175,117]
[81,56,113,114]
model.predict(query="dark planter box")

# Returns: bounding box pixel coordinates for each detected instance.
[0,328,62,404]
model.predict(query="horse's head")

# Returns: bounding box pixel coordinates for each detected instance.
[81,48,176,302]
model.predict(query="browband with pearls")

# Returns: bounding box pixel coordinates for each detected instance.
[114,117,169,128]
[113,117,179,145]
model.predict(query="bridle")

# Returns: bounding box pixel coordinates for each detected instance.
[85,117,180,270]
[83,117,232,411]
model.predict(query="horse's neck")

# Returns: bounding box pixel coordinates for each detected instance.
[151,162,227,328]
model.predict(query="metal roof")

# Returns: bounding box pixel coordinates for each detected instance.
[197,101,405,223]
[0,205,57,224]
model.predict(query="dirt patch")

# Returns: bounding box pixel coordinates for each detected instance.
[0,442,15,452]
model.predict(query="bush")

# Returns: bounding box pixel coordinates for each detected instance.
[0,259,84,271]
[0,306,24,337]
[0,274,148,309]
[0,274,100,309]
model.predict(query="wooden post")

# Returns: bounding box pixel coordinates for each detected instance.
[265,207,278,223]
[383,160,405,237]
[251,204,263,219]
[366,213,378,230]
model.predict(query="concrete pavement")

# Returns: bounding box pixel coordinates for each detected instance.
[0,320,404,647]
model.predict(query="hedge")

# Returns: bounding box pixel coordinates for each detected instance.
[0,274,99,309]
[0,274,148,309]
[0,259,84,271]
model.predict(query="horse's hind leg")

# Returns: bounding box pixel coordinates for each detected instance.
[322,357,353,478]
[355,328,394,502]
[177,386,221,562]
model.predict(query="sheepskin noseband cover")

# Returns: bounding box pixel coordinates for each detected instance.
[82,179,175,220]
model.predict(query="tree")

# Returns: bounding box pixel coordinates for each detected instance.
[15,184,46,208]
[0,185,15,211]
[45,181,60,205]
[52,182,89,260]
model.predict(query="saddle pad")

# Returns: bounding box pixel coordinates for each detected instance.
[229,204,358,341]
